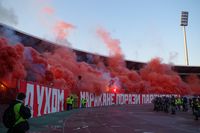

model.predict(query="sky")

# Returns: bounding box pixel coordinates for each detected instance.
[0,0,200,66]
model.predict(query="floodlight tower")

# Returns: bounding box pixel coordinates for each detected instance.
[180,11,189,65]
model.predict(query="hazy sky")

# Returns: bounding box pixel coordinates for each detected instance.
[0,0,200,66]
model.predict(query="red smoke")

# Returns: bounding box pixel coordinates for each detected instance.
[97,28,122,56]
[186,74,200,94]
[44,47,77,92]
[0,27,200,95]
[96,28,197,95]
[96,28,146,93]
[42,46,108,94]
[54,21,75,40]
[42,6,54,15]
[39,2,74,44]
[0,37,109,94]
[140,58,189,94]
[0,38,26,88]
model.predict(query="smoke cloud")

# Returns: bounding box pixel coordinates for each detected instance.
[36,0,75,45]
[0,2,18,25]
[0,26,199,95]
[0,26,21,45]
[42,6,55,15]
[0,38,26,88]
[140,58,189,94]
[168,51,178,64]
[186,74,200,95]
[53,21,75,41]
[96,28,122,56]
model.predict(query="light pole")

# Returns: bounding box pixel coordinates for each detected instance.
[180,11,189,65]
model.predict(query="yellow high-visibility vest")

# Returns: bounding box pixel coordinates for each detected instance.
[14,103,26,126]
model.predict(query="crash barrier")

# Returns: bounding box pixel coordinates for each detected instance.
[18,80,69,117]
[18,80,179,117]
[79,91,179,108]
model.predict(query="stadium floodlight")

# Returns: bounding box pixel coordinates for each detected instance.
[181,11,188,26]
[180,11,189,65]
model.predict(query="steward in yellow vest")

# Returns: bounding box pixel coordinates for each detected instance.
[66,96,74,110]
[6,92,31,133]
[81,98,87,108]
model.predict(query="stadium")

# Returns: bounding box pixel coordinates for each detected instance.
[1,0,200,132]
[0,24,200,102]
[1,23,200,132]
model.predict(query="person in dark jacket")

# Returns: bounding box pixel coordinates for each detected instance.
[170,96,176,114]
[193,98,200,120]
[7,92,31,133]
